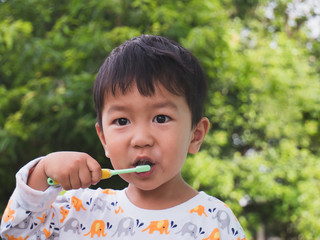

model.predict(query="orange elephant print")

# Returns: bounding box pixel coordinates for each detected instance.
[101,189,116,195]
[84,220,107,238]
[60,206,69,223]
[71,196,86,211]
[36,214,46,224]
[115,206,124,214]
[43,228,51,239]
[142,220,170,235]
[190,205,208,217]
[5,234,29,240]
[3,199,15,223]
[203,228,220,240]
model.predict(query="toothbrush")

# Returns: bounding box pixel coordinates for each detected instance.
[47,165,151,186]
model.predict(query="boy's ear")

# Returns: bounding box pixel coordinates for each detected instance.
[95,123,110,158]
[188,117,210,154]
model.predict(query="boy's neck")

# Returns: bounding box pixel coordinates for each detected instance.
[125,175,198,210]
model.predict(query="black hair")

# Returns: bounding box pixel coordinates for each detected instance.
[94,35,207,130]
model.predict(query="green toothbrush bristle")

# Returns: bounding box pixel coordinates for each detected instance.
[135,165,151,173]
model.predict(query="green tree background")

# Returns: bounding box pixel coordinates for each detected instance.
[1,0,319,239]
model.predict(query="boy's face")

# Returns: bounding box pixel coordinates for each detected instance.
[96,83,208,192]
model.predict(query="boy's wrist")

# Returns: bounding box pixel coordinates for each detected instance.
[27,158,50,191]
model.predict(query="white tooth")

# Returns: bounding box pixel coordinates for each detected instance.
[137,159,148,166]
[140,160,145,165]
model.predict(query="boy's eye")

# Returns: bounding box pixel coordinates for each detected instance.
[153,115,170,124]
[114,118,130,126]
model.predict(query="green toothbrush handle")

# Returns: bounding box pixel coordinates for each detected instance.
[110,165,151,175]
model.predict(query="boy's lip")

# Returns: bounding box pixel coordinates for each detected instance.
[135,164,155,178]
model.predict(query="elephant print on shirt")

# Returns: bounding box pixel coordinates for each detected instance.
[176,222,198,239]
[90,197,109,212]
[35,228,60,240]
[60,217,81,234]
[4,234,29,240]
[84,220,107,238]
[15,216,32,230]
[60,206,69,223]
[3,199,15,223]
[213,210,231,233]
[142,220,170,235]
[112,217,135,237]
[101,189,116,195]
[71,196,86,211]
[36,214,46,224]
[190,205,208,217]
[202,228,220,240]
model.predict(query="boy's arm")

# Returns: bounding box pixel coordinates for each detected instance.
[1,158,63,239]
[1,152,102,239]
[26,158,50,191]
[27,152,102,191]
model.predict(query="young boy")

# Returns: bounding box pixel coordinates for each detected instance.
[1,35,246,239]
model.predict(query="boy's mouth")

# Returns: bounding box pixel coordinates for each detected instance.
[134,158,154,167]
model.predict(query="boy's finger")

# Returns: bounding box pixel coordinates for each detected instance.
[79,167,92,188]
[86,158,102,185]
[69,170,82,190]
[60,176,72,190]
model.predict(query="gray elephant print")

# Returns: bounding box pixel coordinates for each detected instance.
[112,217,135,237]
[90,197,110,212]
[176,222,198,238]
[213,210,231,233]
[60,217,81,234]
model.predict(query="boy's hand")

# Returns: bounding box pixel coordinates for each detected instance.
[27,152,102,191]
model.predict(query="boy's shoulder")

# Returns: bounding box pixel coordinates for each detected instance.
[184,191,238,219]
[197,191,234,210]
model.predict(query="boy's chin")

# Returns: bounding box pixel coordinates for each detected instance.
[127,182,163,193]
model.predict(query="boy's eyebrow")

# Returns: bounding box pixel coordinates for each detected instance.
[106,105,127,114]
[107,100,178,114]
[152,101,178,110]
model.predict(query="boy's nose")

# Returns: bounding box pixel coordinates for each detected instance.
[130,125,154,148]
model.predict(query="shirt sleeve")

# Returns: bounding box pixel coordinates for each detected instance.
[0,158,64,239]
[217,203,246,240]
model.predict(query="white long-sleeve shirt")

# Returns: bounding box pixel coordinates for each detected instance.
[1,158,246,239]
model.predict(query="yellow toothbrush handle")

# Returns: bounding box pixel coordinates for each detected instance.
[101,169,112,179]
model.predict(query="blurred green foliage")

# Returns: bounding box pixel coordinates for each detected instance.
[1,0,319,239]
